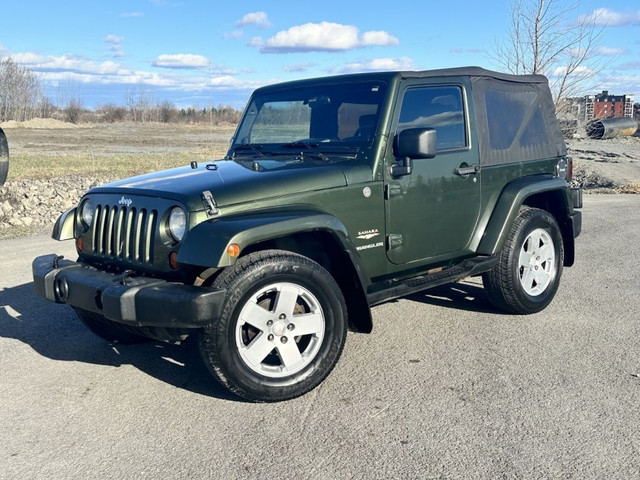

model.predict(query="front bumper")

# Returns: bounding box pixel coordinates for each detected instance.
[33,254,226,328]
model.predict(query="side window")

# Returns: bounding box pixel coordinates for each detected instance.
[484,89,548,149]
[398,86,466,151]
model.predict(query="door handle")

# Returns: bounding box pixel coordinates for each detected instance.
[454,165,480,176]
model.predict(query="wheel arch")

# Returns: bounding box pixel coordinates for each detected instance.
[477,176,576,266]
[177,210,373,334]
[242,231,373,334]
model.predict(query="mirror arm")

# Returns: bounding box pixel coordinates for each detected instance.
[390,156,412,177]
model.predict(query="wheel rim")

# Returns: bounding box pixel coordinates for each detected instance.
[518,228,556,297]
[235,282,325,378]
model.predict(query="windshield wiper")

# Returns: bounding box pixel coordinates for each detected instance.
[277,141,332,162]
[227,144,264,159]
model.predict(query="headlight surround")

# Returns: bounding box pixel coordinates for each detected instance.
[80,199,94,228]
[168,207,186,243]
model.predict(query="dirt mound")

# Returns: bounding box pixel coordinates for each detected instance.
[0,118,80,129]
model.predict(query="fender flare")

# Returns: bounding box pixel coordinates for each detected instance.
[177,209,374,333]
[477,176,574,256]
[177,209,359,267]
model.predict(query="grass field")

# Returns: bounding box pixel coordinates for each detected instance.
[3,122,236,181]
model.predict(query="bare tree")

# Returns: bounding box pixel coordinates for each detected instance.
[0,57,43,122]
[56,80,85,123]
[126,86,154,122]
[493,0,607,109]
[157,100,176,123]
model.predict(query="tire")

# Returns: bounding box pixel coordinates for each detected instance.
[73,307,151,344]
[483,207,564,314]
[0,127,9,187]
[199,250,348,402]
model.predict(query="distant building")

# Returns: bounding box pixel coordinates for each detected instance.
[563,91,634,121]
[586,91,634,119]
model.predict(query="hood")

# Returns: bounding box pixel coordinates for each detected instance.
[89,158,351,211]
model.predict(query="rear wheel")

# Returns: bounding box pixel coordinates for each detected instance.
[73,307,151,344]
[483,207,564,314]
[199,250,347,402]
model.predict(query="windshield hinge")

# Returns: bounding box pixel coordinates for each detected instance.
[385,184,402,200]
[201,190,219,216]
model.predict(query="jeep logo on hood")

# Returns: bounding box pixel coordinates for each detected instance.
[118,196,133,207]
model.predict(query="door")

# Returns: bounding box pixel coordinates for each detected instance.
[385,82,481,265]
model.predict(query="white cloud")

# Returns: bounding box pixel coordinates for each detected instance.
[584,8,640,27]
[258,22,399,53]
[594,46,625,56]
[551,65,593,77]
[105,35,125,59]
[105,35,123,44]
[224,30,243,39]
[235,11,272,29]
[13,52,132,76]
[333,57,415,73]
[152,54,210,69]
[361,31,399,47]
[247,37,265,48]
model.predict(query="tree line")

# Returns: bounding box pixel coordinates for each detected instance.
[0,57,242,125]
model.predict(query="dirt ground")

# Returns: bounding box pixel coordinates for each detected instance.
[566,131,640,191]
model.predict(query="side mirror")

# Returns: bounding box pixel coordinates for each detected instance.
[390,128,437,177]
[395,128,437,159]
[0,127,9,186]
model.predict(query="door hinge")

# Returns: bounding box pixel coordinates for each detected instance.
[387,234,403,250]
[385,184,402,200]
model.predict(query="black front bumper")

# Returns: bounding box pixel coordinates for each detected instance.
[33,254,226,328]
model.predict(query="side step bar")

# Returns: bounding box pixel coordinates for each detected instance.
[367,256,498,307]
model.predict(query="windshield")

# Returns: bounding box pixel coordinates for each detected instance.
[230,80,387,160]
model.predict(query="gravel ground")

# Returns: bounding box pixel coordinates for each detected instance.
[0,176,114,235]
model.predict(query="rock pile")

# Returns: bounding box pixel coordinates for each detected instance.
[0,176,115,233]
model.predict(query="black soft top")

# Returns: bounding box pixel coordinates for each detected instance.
[400,66,549,84]
[258,66,567,165]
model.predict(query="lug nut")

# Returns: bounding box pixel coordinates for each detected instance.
[287,323,295,331]
[267,320,273,327]
[281,336,288,344]
[279,314,286,320]
[268,334,274,341]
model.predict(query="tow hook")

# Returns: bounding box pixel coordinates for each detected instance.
[119,270,134,286]
[53,255,64,268]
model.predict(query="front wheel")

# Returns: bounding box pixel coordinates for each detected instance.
[483,207,564,314]
[199,250,348,402]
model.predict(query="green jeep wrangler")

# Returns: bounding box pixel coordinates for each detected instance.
[33,67,582,402]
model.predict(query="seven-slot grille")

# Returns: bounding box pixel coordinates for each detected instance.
[91,203,157,264]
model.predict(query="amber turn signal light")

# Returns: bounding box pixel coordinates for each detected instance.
[169,251,180,270]
[227,243,240,257]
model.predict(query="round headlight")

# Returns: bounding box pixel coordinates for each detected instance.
[80,199,94,228]
[168,207,186,242]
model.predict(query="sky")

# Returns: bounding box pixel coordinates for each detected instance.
[1,0,639,109]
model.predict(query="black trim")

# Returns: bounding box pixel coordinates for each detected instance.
[33,254,226,328]
[367,255,498,307]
